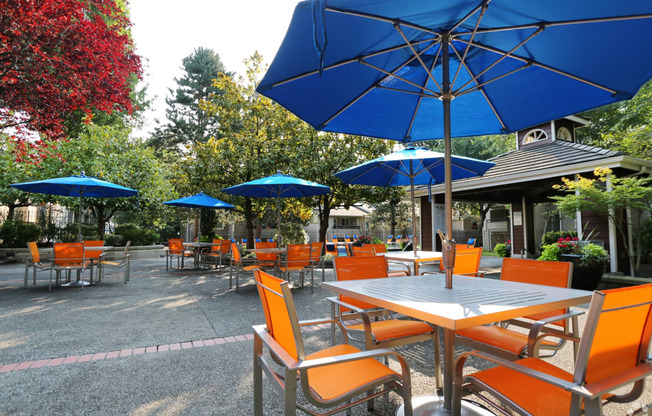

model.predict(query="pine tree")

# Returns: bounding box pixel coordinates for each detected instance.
[149,47,231,152]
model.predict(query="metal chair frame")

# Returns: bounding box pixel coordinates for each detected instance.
[98,242,131,284]
[253,269,413,416]
[24,242,53,289]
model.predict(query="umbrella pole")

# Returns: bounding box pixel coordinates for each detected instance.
[78,196,83,242]
[409,162,417,258]
[277,196,281,246]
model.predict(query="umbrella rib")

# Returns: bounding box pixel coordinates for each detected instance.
[269,38,435,88]
[455,38,619,94]
[460,13,652,35]
[449,43,507,130]
[359,59,440,97]
[453,25,544,94]
[451,1,490,89]
[454,61,532,97]
[394,24,443,94]
[375,85,438,98]
[405,47,440,141]
[325,5,443,37]
[320,42,438,128]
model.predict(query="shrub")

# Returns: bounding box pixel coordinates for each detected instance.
[0,220,41,247]
[538,240,608,267]
[541,230,577,246]
[494,243,510,257]
[276,222,308,245]
[637,218,652,263]
[112,223,160,246]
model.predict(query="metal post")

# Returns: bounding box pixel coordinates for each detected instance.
[442,34,454,290]
[78,196,83,242]
[410,161,418,257]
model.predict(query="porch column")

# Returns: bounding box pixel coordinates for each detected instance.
[606,174,618,273]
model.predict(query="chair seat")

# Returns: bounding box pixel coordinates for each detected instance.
[469,357,573,416]
[456,325,559,355]
[279,266,310,272]
[388,270,409,277]
[347,319,434,342]
[203,253,220,258]
[243,265,259,272]
[99,260,122,267]
[306,344,399,402]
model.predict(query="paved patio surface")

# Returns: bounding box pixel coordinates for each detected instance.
[0,255,649,415]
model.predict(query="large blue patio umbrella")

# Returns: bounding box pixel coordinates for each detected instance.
[163,192,235,239]
[336,147,494,256]
[257,0,652,287]
[222,172,331,245]
[257,2,652,413]
[10,173,138,242]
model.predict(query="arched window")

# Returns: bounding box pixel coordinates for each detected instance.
[522,129,548,144]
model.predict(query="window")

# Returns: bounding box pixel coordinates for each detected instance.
[522,129,548,144]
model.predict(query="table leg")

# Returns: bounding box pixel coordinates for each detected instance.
[395,328,494,416]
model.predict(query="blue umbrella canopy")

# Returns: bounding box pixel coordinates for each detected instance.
[10,173,138,242]
[335,147,494,186]
[163,192,234,209]
[10,174,138,198]
[258,1,652,141]
[222,172,331,198]
[336,147,494,255]
[223,172,330,244]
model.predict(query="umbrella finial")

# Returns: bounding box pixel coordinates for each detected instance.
[81,170,85,177]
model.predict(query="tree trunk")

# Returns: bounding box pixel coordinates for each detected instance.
[318,195,332,254]
[96,205,106,239]
[244,197,255,249]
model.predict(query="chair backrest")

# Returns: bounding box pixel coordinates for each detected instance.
[439,247,482,275]
[351,246,375,257]
[332,235,338,243]
[54,242,84,266]
[344,235,351,243]
[242,238,247,244]
[27,242,40,263]
[256,241,278,262]
[467,238,476,248]
[325,243,338,256]
[366,243,387,254]
[220,239,231,254]
[578,283,652,388]
[230,243,242,264]
[353,235,359,241]
[168,239,184,255]
[254,269,304,361]
[210,238,221,253]
[310,242,324,260]
[123,241,131,257]
[83,240,104,260]
[286,244,311,267]
[334,256,389,310]
[386,235,393,243]
[255,238,261,243]
[500,257,573,328]
[396,235,402,240]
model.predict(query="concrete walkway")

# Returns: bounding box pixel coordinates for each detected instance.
[0,255,648,415]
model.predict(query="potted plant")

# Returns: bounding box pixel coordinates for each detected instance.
[494,240,511,257]
[538,238,609,290]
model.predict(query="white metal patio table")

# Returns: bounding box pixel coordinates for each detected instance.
[323,274,592,416]
[383,250,443,275]
[183,242,220,269]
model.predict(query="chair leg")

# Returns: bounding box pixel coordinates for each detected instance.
[236,268,240,293]
[24,263,29,288]
[253,335,264,416]
[125,259,130,283]
[229,262,233,289]
[310,268,314,294]
[283,368,298,416]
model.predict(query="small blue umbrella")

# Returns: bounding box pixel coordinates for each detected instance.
[11,173,138,241]
[223,172,330,244]
[163,193,235,239]
[336,147,494,255]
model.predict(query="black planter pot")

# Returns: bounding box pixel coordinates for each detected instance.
[571,264,604,291]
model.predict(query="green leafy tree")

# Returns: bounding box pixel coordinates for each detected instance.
[577,79,652,160]
[551,167,652,276]
[368,188,411,238]
[417,134,514,161]
[149,47,231,153]
[50,123,174,238]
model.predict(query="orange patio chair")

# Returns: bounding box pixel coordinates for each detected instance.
[252,269,413,416]
[386,235,393,244]
[253,241,279,271]
[217,238,231,269]
[351,245,375,257]
[331,234,339,243]
[97,241,131,284]
[199,238,222,268]
[166,238,194,271]
[434,247,484,277]
[455,283,652,416]
[330,256,442,389]
[229,243,259,293]
[455,258,581,360]
[365,243,412,275]
[324,242,338,257]
[51,242,90,289]
[279,244,314,293]
[83,240,104,283]
[344,235,351,243]
[24,241,53,289]
[310,241,325,282]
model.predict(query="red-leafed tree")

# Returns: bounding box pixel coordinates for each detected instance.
[0,0,142,142]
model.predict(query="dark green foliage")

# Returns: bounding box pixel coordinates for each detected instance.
[416,134,515,160]
[541,230,578,246]
[149,47,231,152]
[0,220,41,247]
[638,218,652,263]
[494,243,510,257]
[106,223,160,246]
[200,209,219,238]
